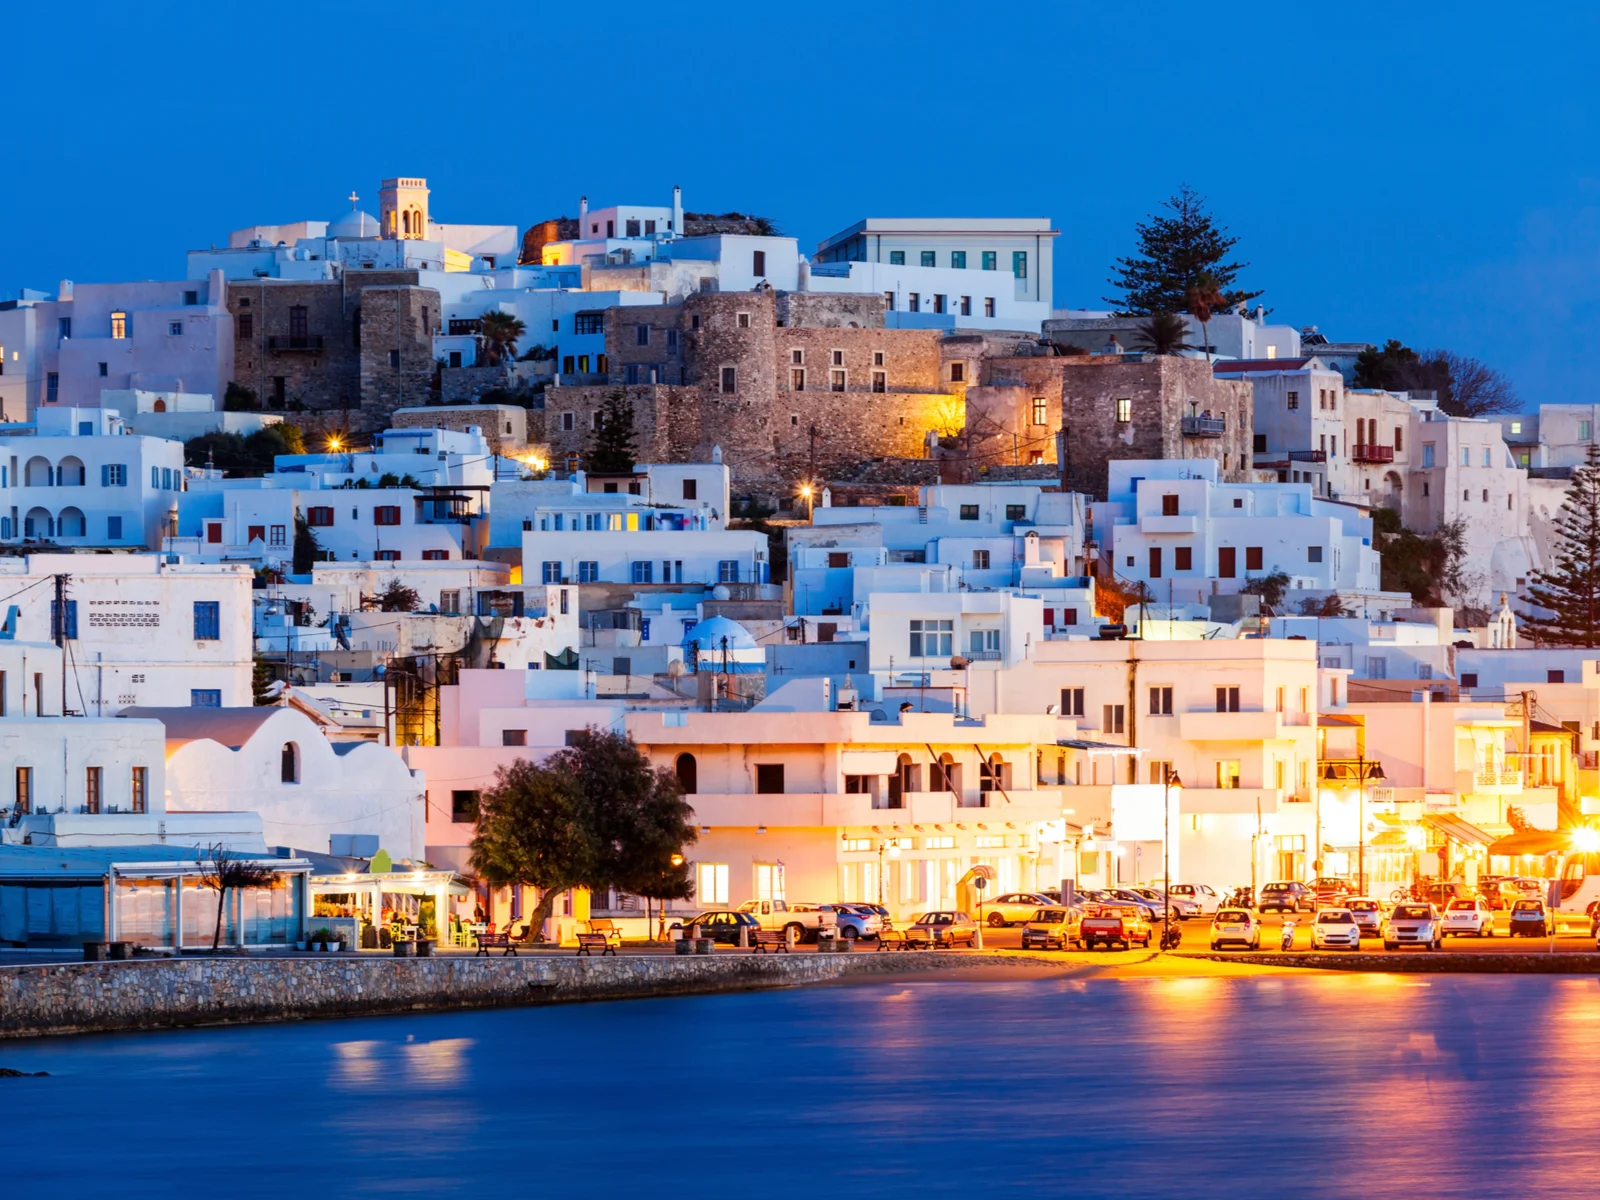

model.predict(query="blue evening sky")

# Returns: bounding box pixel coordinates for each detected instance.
[8,2,1596,410]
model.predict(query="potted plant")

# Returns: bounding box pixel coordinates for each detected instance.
[310,927,335,952]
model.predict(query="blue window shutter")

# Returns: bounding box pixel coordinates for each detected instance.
[101,464,110,486]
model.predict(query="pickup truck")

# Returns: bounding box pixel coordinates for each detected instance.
[736,899,838,944]
[1079,905,1152,951]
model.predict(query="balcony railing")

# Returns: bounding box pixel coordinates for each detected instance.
[1353,444,1395,463]
[1476,769,1522,789]
[1180,415,1226,437]
[1288,449,1327,463]
[266,335,324,352]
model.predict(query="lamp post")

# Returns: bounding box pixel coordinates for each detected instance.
[877,839,900,908]
[1161,765,1182,949]
[1325,756,1383,894]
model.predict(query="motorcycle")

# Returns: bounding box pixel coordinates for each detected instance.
[1280,918,1297,951]
[1160,922,1183,950]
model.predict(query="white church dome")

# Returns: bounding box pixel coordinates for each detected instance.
[329,205,380,239]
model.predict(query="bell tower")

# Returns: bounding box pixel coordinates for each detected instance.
[379,177,430,240]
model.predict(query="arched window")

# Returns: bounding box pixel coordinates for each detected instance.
[153,398,166,413]
[932,753,958,794]
[402,210,411,236]
[24,456,51,487]
[675,753,697,795]
[980,754,1007,792]
[56,507,86,538]
[23,507,50,538]
[57,456,85,486]
[281,742,300,784]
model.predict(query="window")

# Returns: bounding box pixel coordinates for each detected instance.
[1115,397,1132,423]
[756,764,785,793]
[576,561,599,583]
[909,619,953,657]
[1394,426,1404,451]
[883,291,895,310]
[950,362,966,383]
[720,366,737,393]
[1422,443,1435,467]
[682,478,698,501]
[110,311,128,339]
[872,371,887,393]
[1022,395,1048,427]
[735,311,751,330]
[914,250,933,268]
[1308,546,1324,563]
[1216,761,1242,789]
[1149,686,1173,716]
[1161,493,1180,516]
[1012,251,1028,279]
[951,251,967,269]
[502,729,527,747]
[1103,704,1125,734]
[99,362,108,377]
[190,690,221,708]
[753,250,766,277]
[889,250,905,265]
[1583,421,1593,441]
[1549,669,1566,684]
[933,294,946,314]
[960,295,972,316]
[168,320,183,337]
[984,298,995,318]
[634,323,650,347]
[630,561,653,584]
[101,464,127,487]
[908,293,920,312]
[696,863,729,905]
[373,506,401,526]
[1059,687,1084,717]
[388,350,400,369]
[674,753,697,795]
[959,504,979,520]
[574,313,603,335]
[451,790,480,823]
[1246,546,1264,571]
[1285,390,1299,410]
[50,600,77,641]
[1218,547,1236,578]
[193,601,220,641]
[972,549,990,569]
[1461,673,1479,689]
[107,515,123,539]
[46,373,58,403]
[307,506,334,527]
[81,765,103,815]
[1215,686,1240,712]
[541,561,562,584]
[1005,504,1026,522]
[1149,547,1162,578]
[827,368,846,392]
[982,251,997,271]
[58,317,71,340]
[1175,546,1192,570]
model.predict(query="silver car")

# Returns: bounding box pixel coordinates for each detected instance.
[1169,883,1222,916]
[1383,902,1443,951]
[1131,887,1200,920]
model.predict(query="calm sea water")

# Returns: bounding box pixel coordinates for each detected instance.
[4,973,1599,1198]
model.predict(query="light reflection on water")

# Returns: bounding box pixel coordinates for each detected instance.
[4,974,1598,1198]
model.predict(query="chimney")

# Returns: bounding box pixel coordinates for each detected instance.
[579,195,589,234]
[672,185,683,235]
[58,280,74,301]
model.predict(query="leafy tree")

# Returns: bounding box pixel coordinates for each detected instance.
[185,425,306,476]
[376,578,422,613]
[1106,185,1261,315]
[223,382,258,411]
[1131,311,1192,356]
[195,844,277,952]
[585,391,638,473]
[1239,570,1291,611]
[468,730,696,937]
[292,510,322,575]
[518,344,557,362]
[1520,443,1600,646]
[1373,506,1467,606]
[1352,341,1519,418]
[477,310,526,366]
[1353,339,1446,394]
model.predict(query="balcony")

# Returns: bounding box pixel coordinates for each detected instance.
[1352,444,1395,464]
[1180,415,1226,437]
[1287,449,1327,463]
[1473,769,1523,793]
[1139,514,1199,535]
[266,335,324,352]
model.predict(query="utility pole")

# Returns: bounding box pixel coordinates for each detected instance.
[53,573,68,716]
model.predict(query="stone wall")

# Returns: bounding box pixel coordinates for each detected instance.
[391,404,528,453]
[358,285,441,427]
[0,950,1069,1039]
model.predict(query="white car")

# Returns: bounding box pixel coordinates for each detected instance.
[1209,908,1262,951]
[1311,907,1361,951]
[1169,883,1223,916]
[981,892,1059,927]
[1441,897,1494,938]
[1383,902,1443,951]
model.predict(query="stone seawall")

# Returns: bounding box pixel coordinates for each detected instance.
[0,952,1068,1040]
[1176,950,1600,973]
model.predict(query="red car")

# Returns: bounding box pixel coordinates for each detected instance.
[1079,905,1152,950]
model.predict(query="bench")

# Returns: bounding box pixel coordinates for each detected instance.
[903,928,933,950]
[752,929,789,953]
[576,933,616,956]
[474,931,516,957]
[876,929,908,951]
[586,919,623,947]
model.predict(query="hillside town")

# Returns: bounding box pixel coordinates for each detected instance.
[3,174,1600,956]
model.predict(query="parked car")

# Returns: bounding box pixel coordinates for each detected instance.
[981,892,1060,927]
[677,910,763,944]
[1441,897,1494,938]
[735,899,837,944]
[1080,905,1152,950]
[1508,898,1551,937]
[856,903,894,930]
[821,904,882,941]
[1418,880,1470,909]
[1383,903,1443,951]
[1020,908,1080,950]
[1108,889,1165,922]
[1130,888,1200,920]
[1313,878,1357,906]
[1209,908,1262,951]
[1475,878,1524,911]
[1345,897,1385,938]
[1258,882,1317,913]
[1169,883,1223,915]
[1311,908,1361,951]
[908,911,980,948]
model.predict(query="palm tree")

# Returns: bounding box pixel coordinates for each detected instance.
[1132,311,1192,355]
[477,310,526,367]
[1185,273,1225,363]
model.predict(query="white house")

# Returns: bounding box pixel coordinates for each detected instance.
[0,406,185,548]
[521,526,770,586]
[488,464,730,551]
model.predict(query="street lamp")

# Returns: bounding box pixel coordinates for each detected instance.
[877,839,901,907]
[1161,765,1182,949]
[1325,757,1384,894]
[798,483,815,521]
[1404,825,1426,896]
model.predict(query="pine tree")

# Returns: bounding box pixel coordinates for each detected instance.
[1520,443,1600,646]
[1105,185,1262,316]
[585,391,638,473]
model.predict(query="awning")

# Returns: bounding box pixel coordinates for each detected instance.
[840,751,901,775]
[1423,814,1497,846]
[1487,830,1573,858]
[1057,739,1142,755]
